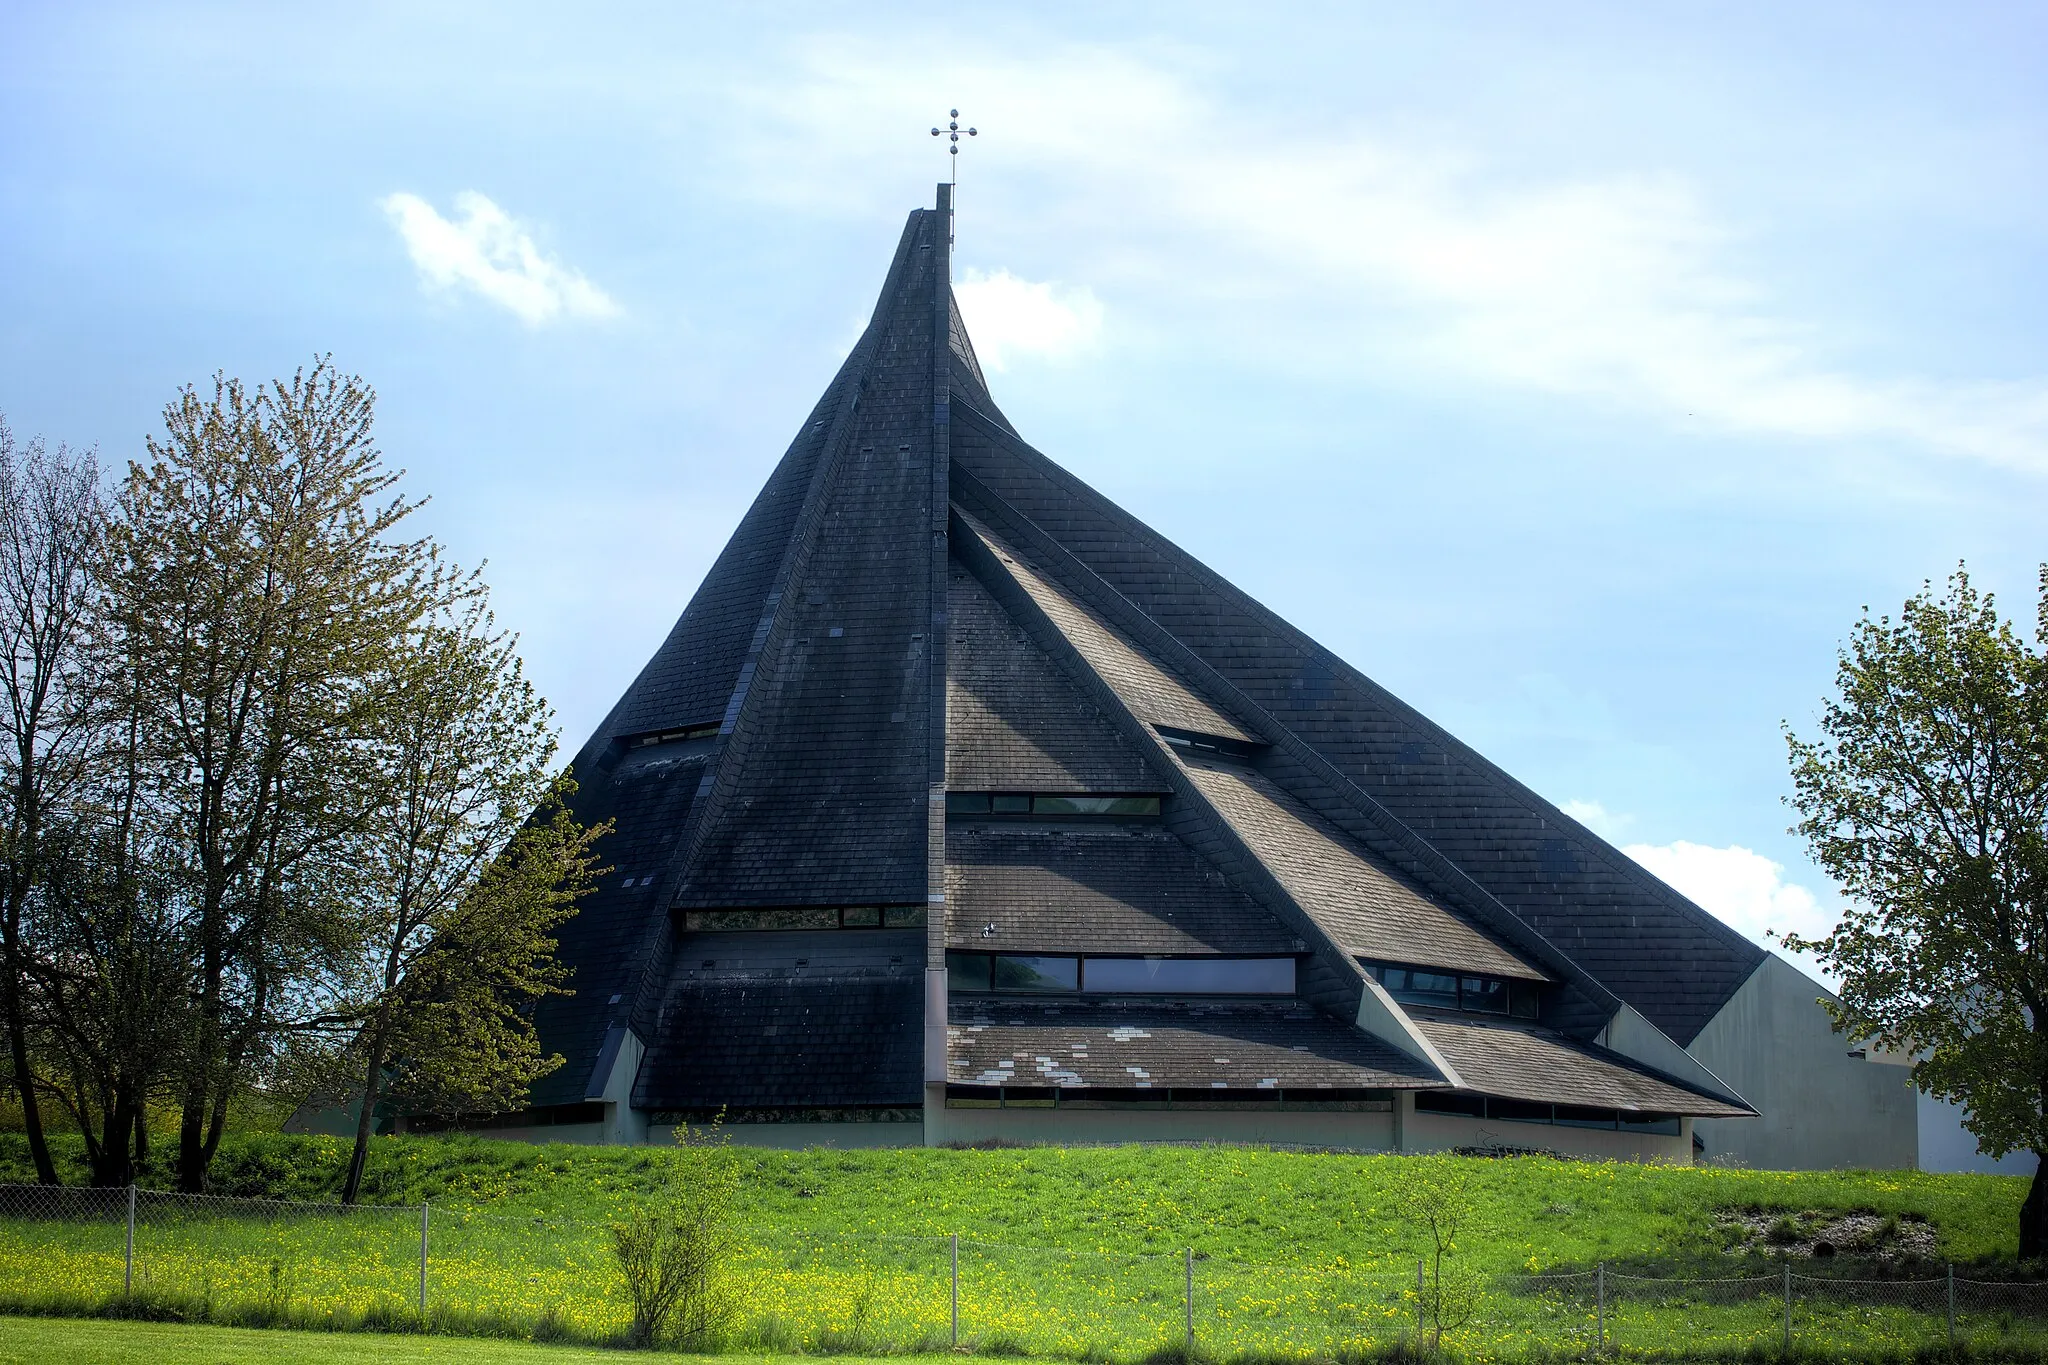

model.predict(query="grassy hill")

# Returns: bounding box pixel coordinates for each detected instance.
[0,1131,2027,1274]
[0,1133,2034,1361]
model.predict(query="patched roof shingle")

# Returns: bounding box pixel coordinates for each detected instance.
[947,997,1441,1091]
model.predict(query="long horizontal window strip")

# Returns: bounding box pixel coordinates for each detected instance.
[621,722,721,749]
[683,906,928,932]
[945,1085,1391,1111]
[1367,960,1539,1019]
[647,1107,922,1125]
[946,791,1163,818]
[1414,1091,1681,1135]
[946,952,1296,995]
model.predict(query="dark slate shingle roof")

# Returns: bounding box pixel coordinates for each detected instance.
[947,997,1441,1091]
[633,930,925,1109]
[532,188,1768,1122]
[945,822,1295,954]
[945,556,1162,792]
[946,406,1764,1046]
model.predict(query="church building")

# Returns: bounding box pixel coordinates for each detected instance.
[509,187,1917,1167]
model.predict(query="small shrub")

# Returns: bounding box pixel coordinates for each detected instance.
[610,1125,743,1347]
[531,1301,571,1343]
[1766,1215,1803,1246]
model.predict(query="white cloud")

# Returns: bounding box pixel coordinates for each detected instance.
[381,191,618,326]
[953,268,1103,371]
[1560,798,1633,842]
[1623,839,1840,984]
[723,42,2048,472]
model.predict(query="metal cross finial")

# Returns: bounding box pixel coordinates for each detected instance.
[930,109,977,183]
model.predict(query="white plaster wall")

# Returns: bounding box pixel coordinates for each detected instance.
[925,1104,1397,1150]
[1400,1109,1693,1164]
[1916,1092,2042,1176]
[1686,954,1918,1170]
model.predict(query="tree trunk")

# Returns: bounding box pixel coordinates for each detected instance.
[175,1084,207,1193]
[1,882,58,1186]
[90,1097,134,1188]
[2022,1152,2048,1263]
[340,1030,388,1207]
[2,976,57,1185]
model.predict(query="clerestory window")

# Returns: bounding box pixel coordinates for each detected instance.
[1368,961,1540,1019]
[947,952,1296,996]
[945,792,1162,818]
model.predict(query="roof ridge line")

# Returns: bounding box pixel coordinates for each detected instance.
[619,206,940,1035]
[950,450,1625,1026]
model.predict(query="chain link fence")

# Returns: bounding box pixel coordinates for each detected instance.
[0,1181,2043,1357]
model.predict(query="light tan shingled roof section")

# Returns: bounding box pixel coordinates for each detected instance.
[1174,750,1545,982]
[962,514,1260,743]
[1414,1016,1752,1117]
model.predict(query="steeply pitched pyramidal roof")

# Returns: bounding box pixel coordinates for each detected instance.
[529,186,1761,1129]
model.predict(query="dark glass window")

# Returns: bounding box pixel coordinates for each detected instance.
[1033,795,1162,816]
[1618,1113,1681,1136]
[841,906,881,927]
[1082,957,1295,995]
[945,951,992,991]
[946,792,1162,818]
[1415,1092,1485,1117]
[1461,976,1509,1015]
[992,955,1079,991]
[1373,961,1543,1017]
[1486,1097,1552,1124]
[1382,967,1459,1008]
[1554,1104,1619,1130]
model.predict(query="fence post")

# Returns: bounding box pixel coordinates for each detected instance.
[1782,1261,1792,1356]
[950,1233,959,1348]
[1184,1247,1194,1353]
[1946,1262,1955,1352]
[124,1184,135,1295]
[1596,1261,1605,1353]
[418,1199,429,1315]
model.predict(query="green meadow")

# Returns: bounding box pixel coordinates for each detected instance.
[0,1134,2036,1361]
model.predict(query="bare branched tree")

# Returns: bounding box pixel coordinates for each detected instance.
[0,419,106,1185]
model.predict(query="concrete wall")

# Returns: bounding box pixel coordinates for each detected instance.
[925,1102,1398,1150]
[1687,953,1918,1170]
[655,1122,925,1150]
[1399,1105,1693,1163]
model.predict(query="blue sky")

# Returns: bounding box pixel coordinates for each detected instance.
[4,2,2043,979]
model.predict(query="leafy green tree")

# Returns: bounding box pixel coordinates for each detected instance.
[0,419,103,1185]
[1784,566,2048,1259]
[101,361,455,1190]
[335,595,603,1205]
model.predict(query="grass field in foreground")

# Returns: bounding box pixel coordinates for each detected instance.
[0,1314,920,1364]
[0,1134,2034,1361]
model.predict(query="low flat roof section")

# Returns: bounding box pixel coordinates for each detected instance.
[1412,1015,1755,1118]
[947,997,1443,1092]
